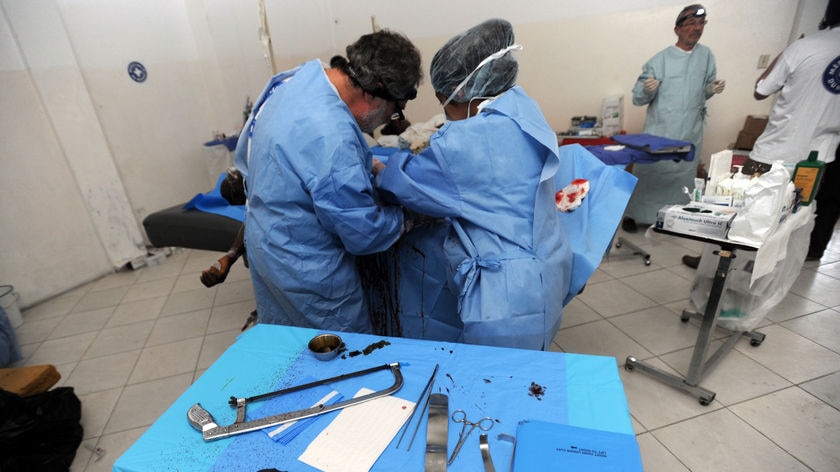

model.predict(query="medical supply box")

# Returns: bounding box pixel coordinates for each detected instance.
[655,203,738,239]
[601,95,623,137]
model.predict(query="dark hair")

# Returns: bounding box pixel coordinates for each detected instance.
[819,0,839,29]
[675,4,706,26]
[343,30,423,101]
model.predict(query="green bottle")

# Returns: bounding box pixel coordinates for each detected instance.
[792,150,825,205]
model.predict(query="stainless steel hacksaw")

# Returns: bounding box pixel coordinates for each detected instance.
[188,362,403,441]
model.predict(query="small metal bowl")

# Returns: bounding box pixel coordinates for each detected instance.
[308,334,345,361]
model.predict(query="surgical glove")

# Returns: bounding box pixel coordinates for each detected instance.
[708,79,726,95]
[643,77,660,94]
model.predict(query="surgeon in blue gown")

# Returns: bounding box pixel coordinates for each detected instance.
[374,19,572,350]
[234,30,423,332]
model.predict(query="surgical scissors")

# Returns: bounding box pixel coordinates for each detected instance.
[447,409,494,465]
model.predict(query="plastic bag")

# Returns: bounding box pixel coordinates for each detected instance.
[0,386,83,471]
[689,213,813,332]
[0,307,22,368]
[727,162,794,245]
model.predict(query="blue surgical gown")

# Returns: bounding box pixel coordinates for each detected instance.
[626,44,717,224]
[376,86,571,350]
[234,60,404,333]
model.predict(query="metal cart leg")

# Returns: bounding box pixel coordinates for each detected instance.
[625,247,763,405]
[625,356,716,405]
[615,237,652,265]
[681,310,766,347]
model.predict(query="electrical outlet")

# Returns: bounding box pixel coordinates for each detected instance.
[758,54,770,69]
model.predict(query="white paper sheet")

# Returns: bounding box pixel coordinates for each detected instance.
[298,388,414,472]
[705,149,733,196]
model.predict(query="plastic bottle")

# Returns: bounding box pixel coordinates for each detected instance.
[730,166,752,208]
[792,151,825,205]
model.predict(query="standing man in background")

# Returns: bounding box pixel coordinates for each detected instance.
[740,0,839,261]
[623,3,725,239]
[234,29,423,333]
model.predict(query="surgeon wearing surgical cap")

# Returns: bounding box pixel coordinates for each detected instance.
[234,30,422,332]
[374,19,572,350]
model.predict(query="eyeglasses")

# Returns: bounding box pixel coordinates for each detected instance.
[364,84,415,121]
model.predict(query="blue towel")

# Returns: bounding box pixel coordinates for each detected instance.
[584,133,695,165]
[183,173,246,222]
[612,133,694,155]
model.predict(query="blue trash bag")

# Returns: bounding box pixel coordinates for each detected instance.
[0,306,23,368]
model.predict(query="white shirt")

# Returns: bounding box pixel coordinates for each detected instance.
[750,27,840,165]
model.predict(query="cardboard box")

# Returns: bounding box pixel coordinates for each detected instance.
[742,115,768,135]
[734,130,762,150]
[655,203,738,239]
[733,115,768,150]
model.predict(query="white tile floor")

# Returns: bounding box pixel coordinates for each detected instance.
[11,225,840,472]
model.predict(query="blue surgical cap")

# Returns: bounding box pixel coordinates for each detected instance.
[430,19,519,104]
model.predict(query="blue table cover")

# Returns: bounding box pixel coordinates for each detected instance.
[585,133,695,166]
[114,325,635,471]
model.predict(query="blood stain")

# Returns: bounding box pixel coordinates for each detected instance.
[528,381,546,400]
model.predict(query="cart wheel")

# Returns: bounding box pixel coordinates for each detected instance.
[750,338,763,347]
[699,393,715,406]
[625,363,634,372]
[644,258,651,266]
[624,356,636,371]
[616,241,623,249]
[681,315,690,323]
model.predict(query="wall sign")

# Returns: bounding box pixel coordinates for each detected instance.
[127,61,147,83]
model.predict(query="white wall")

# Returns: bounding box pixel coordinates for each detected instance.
[0,0,828,308]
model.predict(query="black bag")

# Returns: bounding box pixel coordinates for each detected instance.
[0,386,83,472]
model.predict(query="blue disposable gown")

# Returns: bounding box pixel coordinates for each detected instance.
[377,86,571,350]
[626,44,717,224]
[234,60,404,332]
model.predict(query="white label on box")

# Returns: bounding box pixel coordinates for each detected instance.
[656,204,737,239]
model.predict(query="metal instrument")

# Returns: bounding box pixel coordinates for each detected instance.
[187,363,403,441]
[479,433,495,472]
[447,409,494,465]
[424,394,449,472]
[396,363,439,450]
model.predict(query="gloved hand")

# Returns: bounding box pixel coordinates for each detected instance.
[708,79,726,95]
[643,77,660,94]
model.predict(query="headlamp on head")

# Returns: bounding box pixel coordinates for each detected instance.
[676,4,706,27]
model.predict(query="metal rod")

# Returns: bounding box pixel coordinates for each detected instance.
[396,364,439,448]
[234,363,395,405]
[407,380,435,451]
